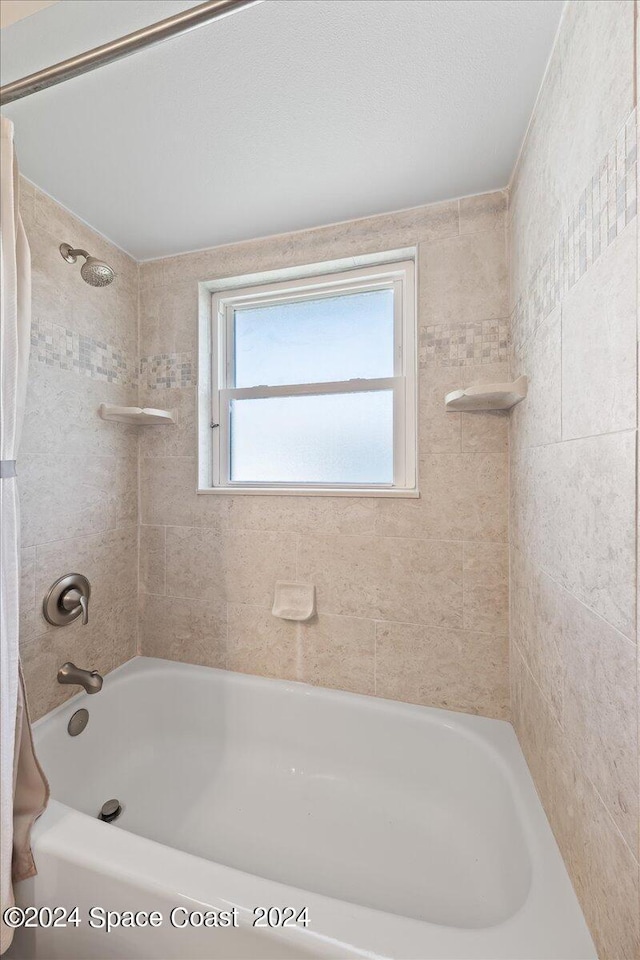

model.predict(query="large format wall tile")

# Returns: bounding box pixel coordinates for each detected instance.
[21,628,119,721]
[510,305,561,450]
[512,654,640,960]
[299,614,376,696]
[510,547,564,719]
[459,192,507,236]
[20,365,138,460]
[140,456,201,527]
[139,594,226,668]
[19,547,38,645]
[420,230,508,326]
[20,455,114,548]
[138,387,197,460]
[227,604,298,681]
[512,548,638,856]
[227,608,377,695]
[139,281,199,357]
[20,452,138,549]
[166,527,297,606]
[462,541,508,634]
[561,594,638,856]
[22,527,138,718]
[518,431,636,639]
[561,223,637,439]
[139,525,166,596]
[297,534,463,627]
[140,457,230,530]
[376,451,507,542]
[417,362,509,457]
[34,527,138,640]
[227,494,377,537]
[376,621,508,719]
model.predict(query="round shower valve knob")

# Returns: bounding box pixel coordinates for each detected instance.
[43,573,91,626]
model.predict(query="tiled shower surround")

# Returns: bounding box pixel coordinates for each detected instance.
[509,1,639,957]
[20,181,512,725]
[15,4,638,956]
[137,191,510,717]
[18,179,139,716]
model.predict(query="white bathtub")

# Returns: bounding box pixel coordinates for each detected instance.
[10,657,595,960]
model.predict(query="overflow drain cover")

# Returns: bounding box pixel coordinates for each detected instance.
[67,709,89,737]
[99,799,122,823]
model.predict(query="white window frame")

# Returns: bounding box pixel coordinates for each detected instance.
[205,259,417,497]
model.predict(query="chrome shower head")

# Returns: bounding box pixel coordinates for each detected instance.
[59,243,115,287]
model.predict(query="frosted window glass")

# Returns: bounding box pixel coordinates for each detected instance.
[229,391,394,484]
[233,289,394,388]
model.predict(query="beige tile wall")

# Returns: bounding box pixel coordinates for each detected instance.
[18,178,139,719]
[138,191,511,720]
[508,1,639,956]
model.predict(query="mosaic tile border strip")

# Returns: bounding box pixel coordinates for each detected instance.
[513,107,637,346]
[31,319,134,384]
[139,353,194,389]
[420,318,509,366]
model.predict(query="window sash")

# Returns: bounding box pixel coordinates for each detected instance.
[209,260,416,492]
[217,377,404,489]
[223,277,402,390]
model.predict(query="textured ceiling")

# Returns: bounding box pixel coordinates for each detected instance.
[0,0,564,259]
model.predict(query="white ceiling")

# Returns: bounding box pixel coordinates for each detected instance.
[0,0,564,260]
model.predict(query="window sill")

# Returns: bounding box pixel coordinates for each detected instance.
[197,486,420,498]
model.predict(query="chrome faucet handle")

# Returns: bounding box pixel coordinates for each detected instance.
[61,588,89,625]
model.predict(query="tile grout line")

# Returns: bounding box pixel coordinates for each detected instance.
[511,538,635,646]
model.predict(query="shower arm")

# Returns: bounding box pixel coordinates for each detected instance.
[60,245,90,263]
[0,0,259,106]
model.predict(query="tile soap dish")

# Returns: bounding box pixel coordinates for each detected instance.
[272,581,316,621]
[98,403,176,425]
[445,375,527,412]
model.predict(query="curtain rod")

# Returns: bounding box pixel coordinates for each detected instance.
[0,0,258,105]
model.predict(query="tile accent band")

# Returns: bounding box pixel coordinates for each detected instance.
[420,318,509,367]
[31,319,134,385]
[512,107,637,347]
[139,352,194,389]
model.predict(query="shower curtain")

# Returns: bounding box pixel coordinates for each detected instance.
[0,117,49,956]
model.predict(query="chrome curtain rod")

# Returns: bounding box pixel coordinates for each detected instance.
[0,0,258,105]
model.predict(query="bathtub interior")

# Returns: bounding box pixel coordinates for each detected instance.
[34,658,531,931]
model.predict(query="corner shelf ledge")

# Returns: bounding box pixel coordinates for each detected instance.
[445,375,528,412]
[99,403,176,425]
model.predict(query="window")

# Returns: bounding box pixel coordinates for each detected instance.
[205,258,416,495]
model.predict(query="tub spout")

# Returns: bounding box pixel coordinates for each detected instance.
[57,662,103,694]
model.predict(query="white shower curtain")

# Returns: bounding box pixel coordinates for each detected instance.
[0,117,49,956]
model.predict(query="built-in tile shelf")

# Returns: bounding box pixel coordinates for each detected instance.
[445,375,528,412]
[98,403,176,425]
